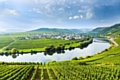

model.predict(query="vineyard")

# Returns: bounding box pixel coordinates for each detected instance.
[0,63,120,80]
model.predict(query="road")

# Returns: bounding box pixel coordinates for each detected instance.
[109,38,118,47]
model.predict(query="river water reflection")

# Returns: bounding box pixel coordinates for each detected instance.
[0,39,110,62]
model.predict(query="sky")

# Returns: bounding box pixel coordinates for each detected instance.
[0,0,120,32]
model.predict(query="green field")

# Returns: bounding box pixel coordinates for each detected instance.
[8,38,75,49]
[0,34,83,52]
[0,36,120,80]
[0,35,13,48]
[0,33,93,53]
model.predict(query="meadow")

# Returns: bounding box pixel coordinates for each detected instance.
[0,35,13,49]
[8,38,76,49]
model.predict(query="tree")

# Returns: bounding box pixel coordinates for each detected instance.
[12,54,17,58]
[72,57,78,60]
[11,48,17,54]
[79,56,84,60]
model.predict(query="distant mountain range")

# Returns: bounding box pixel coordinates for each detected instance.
[89,23,120,37]
[30,28,92,34]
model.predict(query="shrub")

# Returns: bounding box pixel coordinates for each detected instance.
[72,57,78,60]
[11,48,17,54]
[79,56,84,60]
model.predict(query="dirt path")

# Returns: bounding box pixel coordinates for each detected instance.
[2,34,16,50]
[109,38,118,46]
[7,35,16,47]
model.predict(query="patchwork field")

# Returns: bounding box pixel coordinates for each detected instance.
[0,34,84,52]
[0,63,120,80]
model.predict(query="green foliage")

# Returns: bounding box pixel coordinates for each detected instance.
[72,57,78,60]
[1,63,120,80]
[78,37,120,63]
[85,55,91,59]
[0,65,34,80]
[89,23,120,37]
[0,35,13,48]
[79,56,84,60]
[8,38,75,50]
[11,48,17,54]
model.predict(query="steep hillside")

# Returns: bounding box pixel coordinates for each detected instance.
[89,23,120,37]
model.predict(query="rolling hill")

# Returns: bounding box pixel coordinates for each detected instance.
[89,23,120,37]
[30,28,91,34]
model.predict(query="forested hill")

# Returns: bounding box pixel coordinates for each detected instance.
[89,23,120,37]
[30,28,91,34]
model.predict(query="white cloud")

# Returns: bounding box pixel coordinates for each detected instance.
[80,15,83,19]
[0,9,19,16]
[86,12,93,19]
[0,0,6,2]
[69,15,83,20]
[0,21,15,32]
[58,8,64,11]
[45,4,51,13]
[73,1,76,4]
[78,10,84,13]
[73,16,79,19]
[67,6,70,8]
[57,19,62,23]
[69,17,72,19]
[38,0,51,4]
[80,0,83,2]
[82,6,89,9]
[34,0,38,4]
[33,8,42,14]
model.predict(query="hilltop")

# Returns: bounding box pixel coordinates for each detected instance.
[89,23,120,37]
[30,28,91,34]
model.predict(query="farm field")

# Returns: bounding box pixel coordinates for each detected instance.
[0,34,92,53]
[0,34,76,52]
[0,35,14,49]
[8,38,76,49]
[0,63,120,80]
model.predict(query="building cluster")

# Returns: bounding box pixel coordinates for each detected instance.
[18,33,87,40]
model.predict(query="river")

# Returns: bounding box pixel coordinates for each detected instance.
[0,39,110,62]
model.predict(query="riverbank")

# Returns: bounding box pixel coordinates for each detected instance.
[70,37,120,64]
[0,38,110,62]
[0,38,93,54]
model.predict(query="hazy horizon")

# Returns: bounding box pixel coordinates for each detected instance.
[0,0,120,32]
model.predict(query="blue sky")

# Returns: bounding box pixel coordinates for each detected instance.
[0,0,120,32]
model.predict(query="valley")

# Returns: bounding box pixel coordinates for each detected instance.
[0,23,120,80]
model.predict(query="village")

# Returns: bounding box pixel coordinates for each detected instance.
[18,33,87,40]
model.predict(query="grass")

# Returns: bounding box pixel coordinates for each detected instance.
[70,37,120,65]
[0,34,80,52]
[0,33,91,53]
[0,35,13,48]
[8,38,76,49]
[65,42,80,49]
[92,55,120,65]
